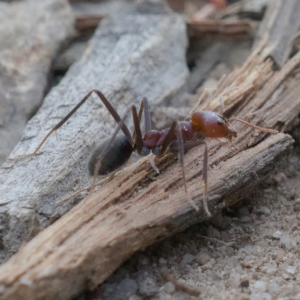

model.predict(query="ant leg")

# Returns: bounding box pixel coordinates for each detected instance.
[131,98,145,143]
[159,121,177,155]
[170,139,210,216]
[131,105,144,154]
[91,104,137,192]
[91,104,144,193]
[142,97,162,172]
[219,96,225,115]
[11,89,132,160]
[175,121,199,212]
[227,118,278,134]
[157,122,199,212]
[143,97,151,131]
[131,96,151,146]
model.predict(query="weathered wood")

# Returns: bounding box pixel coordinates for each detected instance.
[187,19,256,39]
[0,7,188,261]
[253,0,300,67]
[0,43,299,300]
[0,0,74,165]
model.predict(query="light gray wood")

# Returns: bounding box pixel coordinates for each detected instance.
[253,0,300,67]
[0,0,74,165]
[0,6,189,262]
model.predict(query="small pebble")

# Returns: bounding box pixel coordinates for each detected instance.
[273,172,287,183]
[181,253,195,264]
[163,282,175,294]
[285,265,297,275]
[272,230,283,239]
[225,246,235,256]
[240,216,251,223]
[239,207,250,217]
[201,260,213,270]
[268,280,280,294]
[118,278,138,297]
[240,280,249,288]
[227,256,239,268]
[137,272,158,297]
[276,249,286,261]
[158,258,167,265]
[195,252,210,265]
[229,273,240,288]
[209,273,222,281]
[282,272,291,280]
[256,240,268,248]
[289,155,299,164]
[251,292,271,300]
[253,281,267,292]
[260,206,271,215]
[264,263,277,275]
[293,199,300,212]
[210,211,224,228]
[280,234,296,249]
[207,226,221,239]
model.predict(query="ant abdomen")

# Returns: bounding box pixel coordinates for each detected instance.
[88,135,133,176]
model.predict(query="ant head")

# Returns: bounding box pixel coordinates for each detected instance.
[191,111,236,140]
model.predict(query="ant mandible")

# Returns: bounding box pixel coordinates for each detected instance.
[13,89,278,216]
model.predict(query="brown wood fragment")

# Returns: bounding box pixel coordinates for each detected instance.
[187,19,256,39]
[75,14,103,34]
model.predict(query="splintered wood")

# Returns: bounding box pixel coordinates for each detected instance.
[0,43,299,300]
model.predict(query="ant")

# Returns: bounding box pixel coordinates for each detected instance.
[12,89,278,216]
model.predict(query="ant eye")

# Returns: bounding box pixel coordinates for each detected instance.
[217,120,223,125]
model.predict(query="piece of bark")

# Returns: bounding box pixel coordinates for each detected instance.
[0,0,74,165]
[253,0,300,67]
[0,46,299,300]
[0,6,188,262]
[187,19,256,39]
[75,14,104,34]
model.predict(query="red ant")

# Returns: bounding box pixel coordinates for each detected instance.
[12,90,278,216]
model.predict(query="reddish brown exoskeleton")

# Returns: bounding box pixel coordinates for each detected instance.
[12,90,278,216]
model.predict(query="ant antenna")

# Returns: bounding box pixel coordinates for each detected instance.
[219,96,225,115]
[176,120,199,212]
[228,118,278,134]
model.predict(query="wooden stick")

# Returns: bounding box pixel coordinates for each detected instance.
[187,19,256,39]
